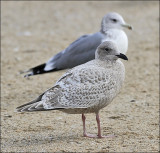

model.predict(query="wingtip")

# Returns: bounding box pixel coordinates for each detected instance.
[15,107,28,112]
[19,69,34,78]
[24,73,33,78]
[15,108,22,113]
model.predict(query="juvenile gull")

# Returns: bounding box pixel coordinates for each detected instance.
[23,12,131,77]
[16,41,128,138]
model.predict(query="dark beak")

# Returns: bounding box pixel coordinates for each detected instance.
[116,53,128,60]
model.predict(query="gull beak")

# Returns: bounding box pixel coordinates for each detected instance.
[116,53,128,60]
[121,23,132,30]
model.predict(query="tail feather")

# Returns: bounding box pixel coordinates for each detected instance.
[21,63,58,77]
[16,93,45,112]
[16,86,65,112]
[16,101,47,112]
[16,101,64,112]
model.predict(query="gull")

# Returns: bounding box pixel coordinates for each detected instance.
[22,12,131,77]
[17,41,128,138]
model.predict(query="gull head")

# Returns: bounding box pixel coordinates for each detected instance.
[95,41,128,61]
[101,12,132,33]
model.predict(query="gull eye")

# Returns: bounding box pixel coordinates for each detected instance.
[111,19,117,23]
[105,48,109,52]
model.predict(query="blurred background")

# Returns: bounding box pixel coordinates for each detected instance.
[1,1,159,152]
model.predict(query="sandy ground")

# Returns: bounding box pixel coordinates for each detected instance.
[1,1,159,152]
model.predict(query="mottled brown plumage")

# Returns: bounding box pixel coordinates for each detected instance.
[16,41,128,138]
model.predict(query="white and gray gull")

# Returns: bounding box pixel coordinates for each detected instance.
[23,12,131,77]
[17,41,128,138]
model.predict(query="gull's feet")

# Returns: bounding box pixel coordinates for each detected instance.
[83,133,98,138]
[97,134,115,138]
[83,133,115,138]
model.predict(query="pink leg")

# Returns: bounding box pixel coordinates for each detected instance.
[96,113,102,138]
[82,113,87,136]
[81,113,114,138]
[96,113,115,138]
[82,113,97,138]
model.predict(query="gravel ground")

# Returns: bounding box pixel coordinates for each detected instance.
[1,1,159,152]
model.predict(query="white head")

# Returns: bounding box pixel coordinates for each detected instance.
[95,41,128,61]
[101,12,132,33]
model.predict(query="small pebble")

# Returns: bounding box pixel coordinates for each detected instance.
[130,99,136,102]
[4,114,12,118]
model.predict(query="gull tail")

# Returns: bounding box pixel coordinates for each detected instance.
[16,100,64,112]
[21,63,58,77]
[16,91,64,112]
[16,101,45,112]
[16,93,46,112]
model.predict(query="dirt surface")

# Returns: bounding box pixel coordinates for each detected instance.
[1,1,159,152]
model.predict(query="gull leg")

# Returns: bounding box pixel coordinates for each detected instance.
[82,113,87,137]
[82,113,97,138]
[96,113,103,138]
[96,113,115,138]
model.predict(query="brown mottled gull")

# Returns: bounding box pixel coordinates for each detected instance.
[16,41,128,138]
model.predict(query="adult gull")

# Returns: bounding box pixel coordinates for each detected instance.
[23,12,131,77]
